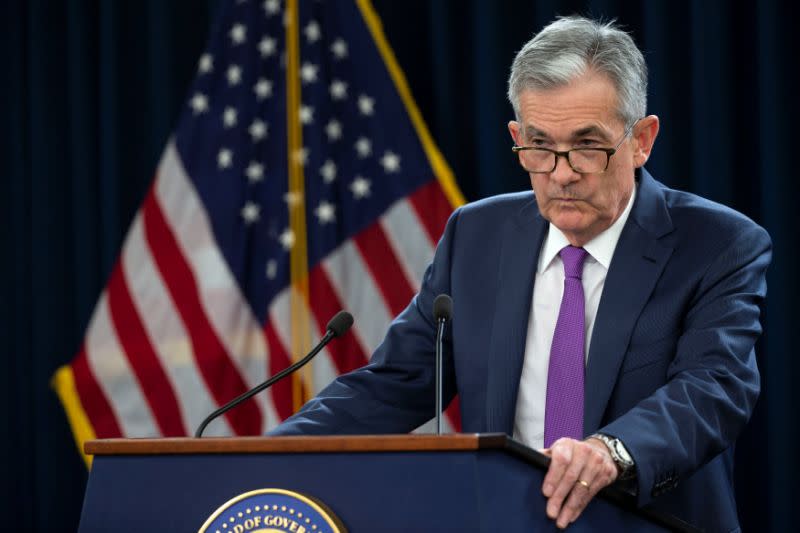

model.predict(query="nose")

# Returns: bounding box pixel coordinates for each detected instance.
[550,152,581,186]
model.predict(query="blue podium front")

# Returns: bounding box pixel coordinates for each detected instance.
[78,435,689,532]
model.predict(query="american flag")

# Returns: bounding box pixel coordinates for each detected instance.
[53,0,464,460]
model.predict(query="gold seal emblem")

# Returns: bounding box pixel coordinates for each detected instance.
[199,488,345,533]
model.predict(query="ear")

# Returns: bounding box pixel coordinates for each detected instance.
[508,120,523,146]
[632,115,659,168]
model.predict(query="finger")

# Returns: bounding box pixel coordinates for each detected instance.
[542,439,573,498]
[555,453,604,528]
[556,480,593,528]
[545,442,590,520]
[557,451,618,528]
[547,448,589,520]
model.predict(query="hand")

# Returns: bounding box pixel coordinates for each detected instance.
[540,437,619,529]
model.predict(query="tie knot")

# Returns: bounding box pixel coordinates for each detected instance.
[560,246,588,279]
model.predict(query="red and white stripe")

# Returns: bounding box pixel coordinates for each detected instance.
[154,143,279,434]
[381,199,435,290]
[267,285,344,399]
[83,292,160,437]
[73,142,280,437]
[122,213,233,436]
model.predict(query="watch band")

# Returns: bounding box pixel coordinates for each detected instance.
[589,433,636,479]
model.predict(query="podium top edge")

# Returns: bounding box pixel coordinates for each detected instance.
[82,435,698,532]
[84,433,512,456]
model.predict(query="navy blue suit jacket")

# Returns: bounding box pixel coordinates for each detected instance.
[272,170,771,532]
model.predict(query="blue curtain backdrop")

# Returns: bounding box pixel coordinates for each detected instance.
[1,1,796,530]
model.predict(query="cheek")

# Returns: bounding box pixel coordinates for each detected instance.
[529,175,549,198]
[592,178,632,219]
[591,184,614,206]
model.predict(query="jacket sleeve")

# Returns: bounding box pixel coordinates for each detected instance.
[268,208,462,436]
[598,223,772,506]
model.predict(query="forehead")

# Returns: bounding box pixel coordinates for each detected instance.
[516,72,622,136]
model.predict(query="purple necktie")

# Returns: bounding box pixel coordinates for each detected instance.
[544,245,589,448]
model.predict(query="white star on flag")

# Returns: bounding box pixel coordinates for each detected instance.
[263,0,280,16]
[279,228,295,250]
[357,94,375,116]
[325,119,342,141]
[350,176,371,199]
[245,162,264,183]
[189,93,209,114]
[240,201,260,223]
[254,78,273,100]
[265,260,278,280]
[258,36,277,58]
[249,119,268,141]
[293,147,310,166]
[223,107,238,128]
[218,148,233,169]
[229,23,247,45]
[320,160,337,183]
[329,80,348,100]
[331,38,348,59]
[198,54,213,74]
[227,65,242,86]
[314,201,336,224]
[304,21,321,43]
[355,137,372,158]
[300,63,319,84]
[283,191,303,207]
[299,105,314,125]
[380,151,401,173]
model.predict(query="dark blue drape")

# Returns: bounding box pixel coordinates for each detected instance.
[2,1,796,531]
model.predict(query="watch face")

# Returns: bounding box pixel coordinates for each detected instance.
[612,440,633,465]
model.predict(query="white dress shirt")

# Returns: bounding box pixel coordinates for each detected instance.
[513,186,636,450]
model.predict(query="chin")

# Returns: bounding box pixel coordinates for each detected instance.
[547,210,589,233]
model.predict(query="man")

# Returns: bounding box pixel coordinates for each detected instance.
[271,16,771,532]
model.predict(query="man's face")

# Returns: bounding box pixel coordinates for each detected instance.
[509,72,656,246]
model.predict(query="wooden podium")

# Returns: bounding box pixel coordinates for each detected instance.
[79,434,693,532]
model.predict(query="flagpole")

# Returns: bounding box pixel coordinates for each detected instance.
[285,0,312,412]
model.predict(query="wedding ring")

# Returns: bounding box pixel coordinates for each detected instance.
[576,479,590,489]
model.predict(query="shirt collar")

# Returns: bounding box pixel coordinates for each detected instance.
[537,183,637,273]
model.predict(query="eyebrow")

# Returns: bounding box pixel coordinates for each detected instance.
[523,124,613,142]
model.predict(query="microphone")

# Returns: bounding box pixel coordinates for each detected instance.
[433,294,453,322]
[195,310,354,437]
[432,294,453,435]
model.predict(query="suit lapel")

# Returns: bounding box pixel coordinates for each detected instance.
[485,199,548,433]
[583,170,675,434]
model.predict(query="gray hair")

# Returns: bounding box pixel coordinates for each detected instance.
[507,16,647,126]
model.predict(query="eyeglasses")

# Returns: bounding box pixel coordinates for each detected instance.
[511,121,638,174]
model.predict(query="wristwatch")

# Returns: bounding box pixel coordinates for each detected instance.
[589,433,636,479]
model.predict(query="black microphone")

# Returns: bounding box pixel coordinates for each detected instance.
[195,310,354,437]
[433,294,453,322]
[432,294,453,435]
